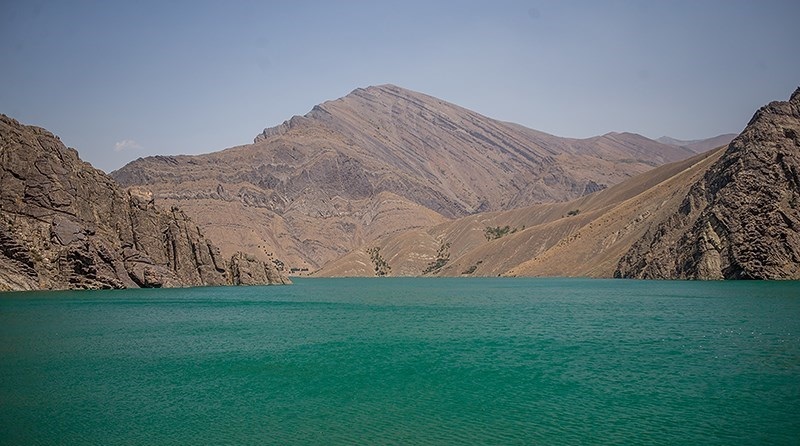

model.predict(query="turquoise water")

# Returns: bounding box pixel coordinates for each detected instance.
[1,278,799,445]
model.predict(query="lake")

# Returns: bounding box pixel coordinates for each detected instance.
[1,278,798,445]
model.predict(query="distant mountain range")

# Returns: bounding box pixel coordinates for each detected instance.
[317,88,800,279]
[111,84,716,270]
[657,134,737,153]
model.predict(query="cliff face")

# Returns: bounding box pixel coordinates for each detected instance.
[111,84,696,270]
[616,88,800,279]
[0,115,289,291]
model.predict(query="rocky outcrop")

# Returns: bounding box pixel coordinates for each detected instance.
[229,252,290,285]
[0,114,289,291]
[616,88,800,279]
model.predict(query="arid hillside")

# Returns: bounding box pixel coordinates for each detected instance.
[315,148,725,277]
[112,84,697,270]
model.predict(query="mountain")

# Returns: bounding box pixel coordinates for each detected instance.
[0,115,289,291]
[112,84,695,270]
[657,134,737,153]
[316,88,800,280]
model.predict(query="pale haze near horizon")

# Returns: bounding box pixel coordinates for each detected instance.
[1,0,798,173]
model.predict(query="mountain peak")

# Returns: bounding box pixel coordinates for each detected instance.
[746,86,800,129]
[340,84,414,103]
[253,84,418,143]
[359,83,402,92]
[336,84,418,103]
[358,84,411,94]
[344,84,434,103]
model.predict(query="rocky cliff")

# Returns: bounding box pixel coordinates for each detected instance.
[111,84,695,270]
[0,115,289,291]
[616,88,800,279]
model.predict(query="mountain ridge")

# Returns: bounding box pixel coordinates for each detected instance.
[112,84,701,270]
[657,134,738,153]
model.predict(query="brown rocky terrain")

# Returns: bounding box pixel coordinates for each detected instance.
[112,84,696,270]
[0,115,289,291]
[317,88,800,280]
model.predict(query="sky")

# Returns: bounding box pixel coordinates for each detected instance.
[2,0,799,173]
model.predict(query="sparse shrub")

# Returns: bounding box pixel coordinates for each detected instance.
[366,247,391,276]
[423,241,451,275]
[484,225,521,240]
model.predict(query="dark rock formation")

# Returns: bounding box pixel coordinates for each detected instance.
[0,114,289,291]
[616,88,800,279]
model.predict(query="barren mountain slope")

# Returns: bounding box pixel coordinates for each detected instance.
[316,148,724,277]
[112,84,694,269]
[507,148,725,277]
[0,115,288,291]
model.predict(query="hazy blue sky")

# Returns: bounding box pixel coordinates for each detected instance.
[2,0,799,172]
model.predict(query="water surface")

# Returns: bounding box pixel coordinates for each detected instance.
[1,278,798,445]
